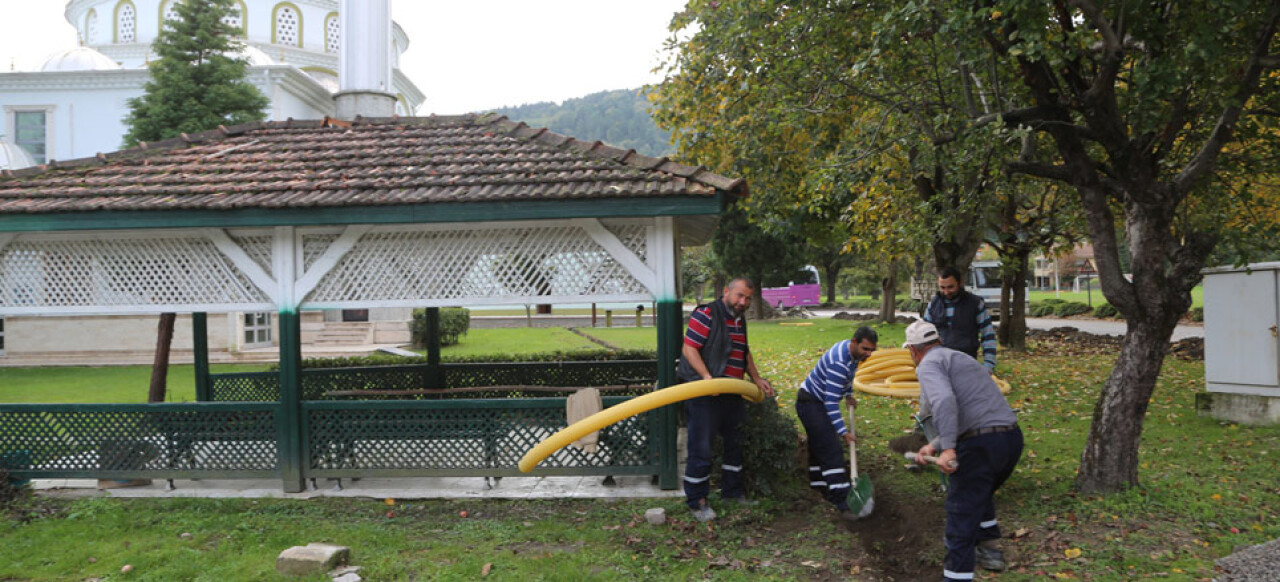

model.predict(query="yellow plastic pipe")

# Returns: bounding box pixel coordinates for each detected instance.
[518,378,763,473]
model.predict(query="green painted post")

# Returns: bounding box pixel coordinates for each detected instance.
[656,300,683,489]
[192,313,211,402]
[276,310,306,492]
[426,307,441,389]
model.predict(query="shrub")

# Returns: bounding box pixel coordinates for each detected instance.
[1029,303,1056,317]
[713,400,804,500]
[1053,301,1092,317]
[293,348,659,369]
[848,298,879,309]
[1189,307,1204,322]
[1042,298,1066,305]
[896,298,922,313]
[1093,303,1118,318]
[411,307,471,347]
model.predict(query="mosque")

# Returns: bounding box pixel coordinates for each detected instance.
[0,0,425,172]
[0,0,429,359]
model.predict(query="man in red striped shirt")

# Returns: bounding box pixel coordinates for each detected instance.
[676,277,775,522]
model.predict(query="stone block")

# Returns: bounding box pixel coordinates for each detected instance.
[276,543,350,576]
[644,508,666,525]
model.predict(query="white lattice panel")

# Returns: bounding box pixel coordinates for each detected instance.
[303,223,652,306]
[230,234,274,274]
[606,224,649,265]
[302,233,340,271]
[0,235,271,313]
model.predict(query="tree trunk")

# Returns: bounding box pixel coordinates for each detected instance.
[999,249,1030,351]
[1074,315,1178,493]
[148,312,176,403]
[823,263,840,305]
[877,265,897,323]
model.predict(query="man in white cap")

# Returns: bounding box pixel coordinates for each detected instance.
[905,319,1022,579]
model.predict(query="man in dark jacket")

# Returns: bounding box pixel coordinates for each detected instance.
[676,277,775,522]
[924,266,997,372]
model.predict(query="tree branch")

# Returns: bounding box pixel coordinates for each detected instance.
[1006,160,1075,183]
[1175,1,1280,194]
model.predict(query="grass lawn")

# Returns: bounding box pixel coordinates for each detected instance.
[433,327,605,357]
[1027,287,1204,309]
[0,364,270,404]
[3,319,1276,580]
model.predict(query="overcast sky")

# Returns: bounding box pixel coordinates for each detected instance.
[0,0,688,114]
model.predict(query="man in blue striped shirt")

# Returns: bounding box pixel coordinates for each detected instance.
[795,326,878,521]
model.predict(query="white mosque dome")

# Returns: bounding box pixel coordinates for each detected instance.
[40,46,121,72]
[0,142,37,171]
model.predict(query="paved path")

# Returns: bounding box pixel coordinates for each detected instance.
[811,309,1204,341]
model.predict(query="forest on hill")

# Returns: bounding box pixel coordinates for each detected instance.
[487,88,675,157]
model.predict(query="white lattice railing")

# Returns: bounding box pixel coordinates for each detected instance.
[0,219,669,315]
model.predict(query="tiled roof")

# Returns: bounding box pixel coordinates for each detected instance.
[0,114,745,215]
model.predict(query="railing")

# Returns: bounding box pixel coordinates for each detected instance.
[304,396,656,479]
[0,402,280,481]
[1,361,671,488]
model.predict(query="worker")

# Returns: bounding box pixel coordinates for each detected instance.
[906,319,1022,578]
[676,277,775,522]
[795,326,878,521]
[924,266,997,372]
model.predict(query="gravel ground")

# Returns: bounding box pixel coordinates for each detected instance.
[1214,538,1280,581]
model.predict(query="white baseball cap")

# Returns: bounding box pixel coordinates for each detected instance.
[904,320,940,346]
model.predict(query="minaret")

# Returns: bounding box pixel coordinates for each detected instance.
[334,0,397,119]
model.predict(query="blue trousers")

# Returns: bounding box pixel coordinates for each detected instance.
[795,395,851,509]
[943,427,1023,581]
[683,394,747,508]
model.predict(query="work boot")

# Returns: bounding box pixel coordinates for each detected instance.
[689,500,716,522]
[975,545,1007,572]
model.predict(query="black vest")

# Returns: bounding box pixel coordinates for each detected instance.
[676,299,746,382]
[926,290,983,358]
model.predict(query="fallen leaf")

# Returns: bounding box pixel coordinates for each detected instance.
[481,563,492,576]
[1064,548,1082,559]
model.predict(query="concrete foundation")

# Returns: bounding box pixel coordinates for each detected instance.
[1195,392,1280,425]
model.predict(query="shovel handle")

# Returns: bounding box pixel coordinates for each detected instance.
[845,400,858,480]
[904,452,959,470]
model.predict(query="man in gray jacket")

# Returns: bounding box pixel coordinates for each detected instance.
[906,320,1023,580]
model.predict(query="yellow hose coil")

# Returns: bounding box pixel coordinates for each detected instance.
[852,349,1012,398]
[518,378,762,473]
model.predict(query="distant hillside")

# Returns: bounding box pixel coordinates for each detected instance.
[487,88,675,157]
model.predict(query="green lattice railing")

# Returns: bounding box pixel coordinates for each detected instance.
[0,403,280,480]
[304,396,656,478]
[207,361,659,402]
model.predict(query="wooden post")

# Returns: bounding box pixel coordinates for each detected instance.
[193,313,210,402]
[426,307,441,389]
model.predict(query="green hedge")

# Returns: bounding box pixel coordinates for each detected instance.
[848,297,880,309]
[1093,303,1120,318]
[1189,307,1204,322]
[291,348,659,370]
[896,298,923,312]
[1029,303,1056,317]
[410,307,471,347]
[1054,302,1092,317]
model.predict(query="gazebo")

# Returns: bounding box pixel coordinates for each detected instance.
[0,114,743,492]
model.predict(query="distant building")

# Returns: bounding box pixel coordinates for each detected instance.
[1,0,424,166]
[0,0,427,360]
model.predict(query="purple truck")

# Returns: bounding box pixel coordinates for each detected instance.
[761,266,821,308]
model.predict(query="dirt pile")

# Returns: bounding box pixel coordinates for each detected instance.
[1027,327,1204,361]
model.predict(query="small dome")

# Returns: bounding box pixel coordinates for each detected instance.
[40,46,121,72]
[0,143,37,171]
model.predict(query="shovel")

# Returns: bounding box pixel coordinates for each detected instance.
[846,400,875,519]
